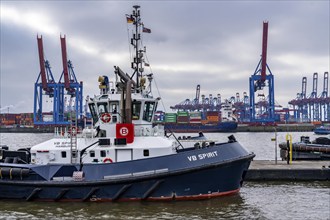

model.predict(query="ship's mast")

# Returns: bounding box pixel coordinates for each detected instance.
[129,5,144,92]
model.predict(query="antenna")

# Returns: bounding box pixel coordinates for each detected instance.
[130,5,143,91]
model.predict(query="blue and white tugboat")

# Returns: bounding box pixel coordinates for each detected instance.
[0,6,254,202]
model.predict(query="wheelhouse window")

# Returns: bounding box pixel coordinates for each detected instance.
[109,102,119,122]
[132,101,141,120]
[110,102,118,114]
[143,102,156,122]
[97,102,108,114]
[89,103,98,123]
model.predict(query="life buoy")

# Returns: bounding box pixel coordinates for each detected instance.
[101,113,111,123]
[103,158,113,163]
[69,126,79,136]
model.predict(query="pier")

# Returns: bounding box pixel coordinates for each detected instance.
[246,160,330,181]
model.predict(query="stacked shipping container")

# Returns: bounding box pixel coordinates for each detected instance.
[206,111,221,123]
[165,113,177,123]
[0,113,34,127]
[156,110,225,125]
[177,111,189,124]
[189,112,202,124]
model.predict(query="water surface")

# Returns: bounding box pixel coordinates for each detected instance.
[0,132,329,219]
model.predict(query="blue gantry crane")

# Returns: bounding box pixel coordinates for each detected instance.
[289,77,308,122]
[289,72,329,122]
[34,35,56,125]
[319,72,330,121]
[230,92,250,122]
[57,35,83,124]
[33,35,83,126]
[170,85,222,112]
[249,21,275,123]
[309,72,319,121]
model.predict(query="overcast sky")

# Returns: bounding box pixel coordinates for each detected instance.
[1,1,329,114]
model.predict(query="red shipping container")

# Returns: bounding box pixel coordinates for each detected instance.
[177,116,189,124]
[207,116,219,122]
[116,123,134,143]
[206,111,219,116]
[189,118,202,124]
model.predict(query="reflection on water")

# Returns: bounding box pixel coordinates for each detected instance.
[0,133,329,219]
[0,195,246,220]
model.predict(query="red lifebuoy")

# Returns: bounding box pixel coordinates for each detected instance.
[69,126,79,136]
[101,113,111,123]
[103,158,113,163]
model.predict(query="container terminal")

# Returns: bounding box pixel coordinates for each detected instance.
[0,22,329,132]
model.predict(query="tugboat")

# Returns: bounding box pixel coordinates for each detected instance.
[0,5,255,202]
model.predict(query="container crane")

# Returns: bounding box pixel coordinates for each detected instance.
[249,21,275,123]
[57,35,83,124]
[289,77,308,122]
[308,73,319,121]
[33,35,83,126]
[319,72,329,121]
[289,72,329,123]
[170,85,222,112]
[301,77,308,122]
[193,85,201,105]
[34,35,57,125]
[231,92,250,122]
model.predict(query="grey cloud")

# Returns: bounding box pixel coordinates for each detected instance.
[0,1,329,113]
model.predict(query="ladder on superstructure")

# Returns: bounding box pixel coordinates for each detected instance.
[70,110,78,164]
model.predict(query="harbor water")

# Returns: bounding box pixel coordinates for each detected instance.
[0,132,329,220]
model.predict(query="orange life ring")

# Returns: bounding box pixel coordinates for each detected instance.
[103,158,113,163]
[101,113,111,123]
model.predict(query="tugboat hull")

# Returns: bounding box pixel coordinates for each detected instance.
[0,5,254,203]
[0,143,254,202]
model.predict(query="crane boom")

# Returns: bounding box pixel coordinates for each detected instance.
[195,85,200,103]
[301,77,307,99]
[322,72,328,97]
[60,35,70,89]
[311,72,318,98]
[37,36,48,90]
[261,21,268,82]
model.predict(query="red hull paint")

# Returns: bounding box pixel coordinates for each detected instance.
[21,188,240,203]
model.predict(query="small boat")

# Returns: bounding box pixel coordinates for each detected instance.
[314,126,330,135]
[0,5,254,202]
[279,136,330,160]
